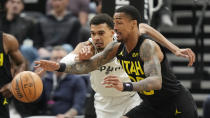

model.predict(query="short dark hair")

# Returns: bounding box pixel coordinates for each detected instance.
[115,5,141,25]
[90,13,114,29]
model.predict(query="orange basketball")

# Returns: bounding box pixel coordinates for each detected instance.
[11,71,43,103]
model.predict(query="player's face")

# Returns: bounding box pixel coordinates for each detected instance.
[113,13,134,42]
[51,0,68,13]
[51,50,67,62]
[6,0,24,15]
[90,23,114,51]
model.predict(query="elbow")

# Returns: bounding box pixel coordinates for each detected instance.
[150,76,162,90]
[155,82,162,90]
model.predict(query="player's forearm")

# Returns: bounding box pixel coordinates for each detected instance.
[60,41,118,74]
[62,51,109,74]
[63,59,98,74]
[140,23,179,54]
[132,76,162,91]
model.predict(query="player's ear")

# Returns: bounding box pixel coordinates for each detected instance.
[132,20,137,29]
[111,29,115,36]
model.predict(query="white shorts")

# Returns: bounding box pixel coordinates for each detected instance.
[94,93,141,118]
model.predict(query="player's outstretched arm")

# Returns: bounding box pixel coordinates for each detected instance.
[34,41,120,74]
[139,23,195,66]
[64,41,120,74]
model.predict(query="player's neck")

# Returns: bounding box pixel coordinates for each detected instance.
[125,30,140,53]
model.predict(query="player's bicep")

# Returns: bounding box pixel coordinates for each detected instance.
[140,39,163,78]
[5,34,24,65]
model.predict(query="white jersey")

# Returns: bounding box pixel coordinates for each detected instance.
[89,36,136,97]
[90,57,136,97]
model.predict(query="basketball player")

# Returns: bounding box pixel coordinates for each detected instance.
[35,11,196,118]
[0,32,25,118]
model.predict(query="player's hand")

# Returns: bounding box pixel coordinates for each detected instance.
[0,83,12,98]
[102,75,123,91]
[174,48,195,66]
[77,45,93,61]
[34,60,60,74]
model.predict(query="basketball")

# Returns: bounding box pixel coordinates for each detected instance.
[11,71,43,103]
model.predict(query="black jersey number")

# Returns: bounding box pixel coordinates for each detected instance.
[0,53,3,66]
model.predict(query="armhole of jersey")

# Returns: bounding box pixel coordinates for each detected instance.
[116,43,124,56]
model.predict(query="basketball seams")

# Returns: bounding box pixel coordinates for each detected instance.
[14,74,24,100]
[28,72,37,100]
[20,72,30,102]
[11,71,43,103]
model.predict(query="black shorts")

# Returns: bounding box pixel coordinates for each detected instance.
[125,87,198,118]
[0,95,10,118]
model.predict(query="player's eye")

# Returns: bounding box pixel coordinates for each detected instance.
[91,32,95,36]
[98,32,104,36]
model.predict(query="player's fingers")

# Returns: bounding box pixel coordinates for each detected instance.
[104,77,119,82]
[187,49,193,66]
[178,52,188,58]
[34,61,41,65]
[105,85,115,88]
[102,80,118,85]
[104,75,118,79]
[102,81,113,85]
[189,49,195,63]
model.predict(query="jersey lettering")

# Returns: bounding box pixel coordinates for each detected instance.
[120,60,144,75]
[98,66,121,75]
[0,53,3,67]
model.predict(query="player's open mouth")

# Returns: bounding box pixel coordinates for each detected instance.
[95,43,103,47]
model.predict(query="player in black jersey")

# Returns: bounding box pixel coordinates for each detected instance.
[101,6,198,118]
[0,32,25,118]
[34,6,197,118]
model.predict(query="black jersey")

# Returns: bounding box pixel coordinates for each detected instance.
[116,34,182,105]
[0,32,12,89]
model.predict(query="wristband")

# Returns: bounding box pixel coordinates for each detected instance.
[60,53,76,64]
[56,63,66,72]
[123,82,133,91]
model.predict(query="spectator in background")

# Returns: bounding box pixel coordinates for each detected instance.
[47,0,89,26]
[151,0,173,29]
[0,0,39,70]
[41,46,87,118]
[35,0,81,49]
[0,0,35,45]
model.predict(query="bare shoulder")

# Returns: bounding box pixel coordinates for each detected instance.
[3,33,19,54]
[104,41,120,53]
[140,39,164,62]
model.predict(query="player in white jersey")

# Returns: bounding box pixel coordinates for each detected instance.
[35,13,195,118]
